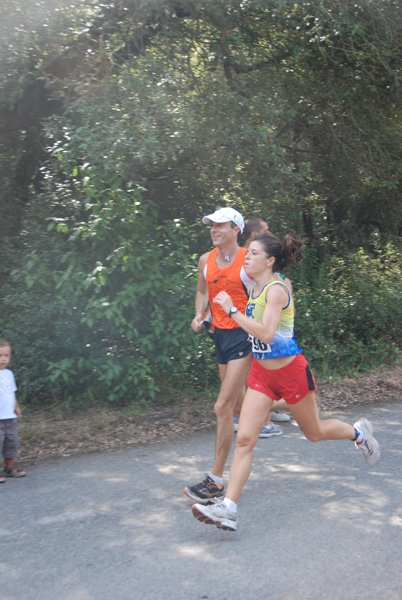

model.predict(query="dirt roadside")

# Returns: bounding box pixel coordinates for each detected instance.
[17,365,402,466]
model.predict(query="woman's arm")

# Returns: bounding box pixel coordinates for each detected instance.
[213,285,288,345]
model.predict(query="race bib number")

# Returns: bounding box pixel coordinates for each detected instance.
[249,334,271,354]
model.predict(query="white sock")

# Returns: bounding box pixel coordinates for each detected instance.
[209,473,223,487]
[223,497,237,513]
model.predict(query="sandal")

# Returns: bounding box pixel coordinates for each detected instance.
[5,466,26,478]
[0,475,5,484]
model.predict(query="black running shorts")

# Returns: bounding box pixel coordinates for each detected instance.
[214,327,252,365]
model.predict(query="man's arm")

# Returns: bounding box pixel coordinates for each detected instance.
[191,252,209,333]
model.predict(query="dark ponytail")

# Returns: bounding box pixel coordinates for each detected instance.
[253,231,305,272]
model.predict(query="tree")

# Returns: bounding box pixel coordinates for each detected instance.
[1,0,401,404]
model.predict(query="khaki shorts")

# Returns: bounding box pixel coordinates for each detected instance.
[0,419,19,459]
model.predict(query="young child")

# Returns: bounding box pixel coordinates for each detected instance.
[0,339,26,482]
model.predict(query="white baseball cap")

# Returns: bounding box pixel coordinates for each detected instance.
[202,207,245,234]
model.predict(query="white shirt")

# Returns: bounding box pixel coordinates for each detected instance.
[0,369,17,419]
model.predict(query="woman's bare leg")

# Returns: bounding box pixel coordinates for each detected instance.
[289,391,355,441]
[225,388,357,506]
[225,389,274,504]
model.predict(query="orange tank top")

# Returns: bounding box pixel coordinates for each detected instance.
[203,247,253,329]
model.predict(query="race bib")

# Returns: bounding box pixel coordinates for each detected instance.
[249,334,272,354]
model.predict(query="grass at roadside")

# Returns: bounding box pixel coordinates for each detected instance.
[17,364,402,466]
[18,392,216,465]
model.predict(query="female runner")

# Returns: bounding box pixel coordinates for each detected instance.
[192,231,380,531]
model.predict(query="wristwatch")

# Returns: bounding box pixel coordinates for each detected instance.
[228,306,238,318]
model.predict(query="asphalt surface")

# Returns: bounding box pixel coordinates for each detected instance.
[1,400,401,600]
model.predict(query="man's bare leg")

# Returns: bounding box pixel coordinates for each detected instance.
[212,353,252,478]
[233,384,246,418]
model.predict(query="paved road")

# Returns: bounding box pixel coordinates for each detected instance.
[1,400,401,600]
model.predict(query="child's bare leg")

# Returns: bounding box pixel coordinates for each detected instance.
[5,457,14,470]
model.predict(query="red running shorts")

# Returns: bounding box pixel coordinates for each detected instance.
[247,353,316,405]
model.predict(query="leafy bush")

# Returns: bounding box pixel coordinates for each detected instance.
[4,225,400,407]
[294,240,402,376]
[2,186,206,405]
[2,0,402,406]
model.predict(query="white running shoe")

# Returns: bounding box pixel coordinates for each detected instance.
[233,416,239,432]
[259,423,283,438]
[192,501,237,531]
[271,410,291,422]
[354,418,380,466]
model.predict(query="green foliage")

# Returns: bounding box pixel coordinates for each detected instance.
[294,240,402,375]
[2,184,203,405]
[1,0,402,408]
